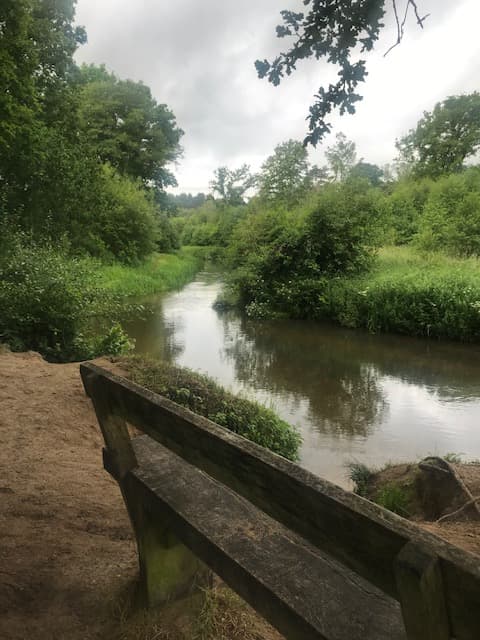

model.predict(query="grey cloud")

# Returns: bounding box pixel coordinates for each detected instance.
[75,0,480,192]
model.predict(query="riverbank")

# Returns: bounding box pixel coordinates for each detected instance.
[95,247,207,298]
[324,247,480,341]
[230,246,480,342]
[0,350,280,640]
[0,245,205,362]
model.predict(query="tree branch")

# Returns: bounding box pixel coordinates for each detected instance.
[384,0,430,57]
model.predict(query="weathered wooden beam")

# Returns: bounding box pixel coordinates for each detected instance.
[394,542,450,640]
[128,435,406,640]
[80,363,480,640]
[123,475,210,607]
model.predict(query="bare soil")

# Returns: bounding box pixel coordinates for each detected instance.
[0,350,280,640]
[364,461,480,556]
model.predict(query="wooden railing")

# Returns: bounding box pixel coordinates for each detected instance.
[81,362,480,640]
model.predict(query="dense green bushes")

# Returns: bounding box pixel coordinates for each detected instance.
[121,356,301,461]
[416,169,480,256]
[227,180,382,316]
[0,234,202,361]
[0,234,130,360]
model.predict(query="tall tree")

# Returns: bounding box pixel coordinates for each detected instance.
[0,0,86,215]
[325,132,357,181]
[210,165,256,206]
[396,93,480,178]
[78,65,183,190]
[258,139,319,207]
[256,1,428,145]
[350,161,384,186]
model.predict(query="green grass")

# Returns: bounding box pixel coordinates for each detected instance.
[375,483,411,517]
[325,246,480,341]
[96,247,205,298]
[119,355,301,461]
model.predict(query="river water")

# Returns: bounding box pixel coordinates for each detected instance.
[122,271,480,488]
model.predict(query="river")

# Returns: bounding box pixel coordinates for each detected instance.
[122,271,480,488]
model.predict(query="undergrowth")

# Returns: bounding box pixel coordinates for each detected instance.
[119,356,301,461]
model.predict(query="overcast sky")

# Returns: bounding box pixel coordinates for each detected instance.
[74,0,480,194]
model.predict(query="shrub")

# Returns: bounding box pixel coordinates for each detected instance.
[227,181,383,317]
[416,169,480,256]
[120,356,301,461]
[376,483,410,517]
[0,233,131,361]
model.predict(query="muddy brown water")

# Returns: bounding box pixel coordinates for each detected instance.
[121,271,480,488]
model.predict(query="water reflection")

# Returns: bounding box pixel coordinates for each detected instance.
[122,273,480,487]
[221,314,388,438]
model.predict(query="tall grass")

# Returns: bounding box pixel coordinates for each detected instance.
[324,247,480,342]
[96,247,204,298]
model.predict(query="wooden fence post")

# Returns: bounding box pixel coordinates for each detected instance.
[394,542,450,640]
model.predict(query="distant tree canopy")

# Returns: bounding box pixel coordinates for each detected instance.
[350,161,384,186]
[210,165,256,206]
[396,93,480,178]
[168,192,208,210]
[258,139,320,207]
[325,132,357,182]
[256,1,428,145]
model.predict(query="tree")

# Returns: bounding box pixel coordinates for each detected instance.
[258,139,319,207]
[210,165,256,205]
[256,1,428,145]
[325,132,357,181]
[78,65,183,190]
[350,161,384,186]
[396,93,480,178]
[0,0,86,214]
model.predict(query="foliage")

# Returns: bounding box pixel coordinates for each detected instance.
[257,139,319,207]
[121,356,301,461]
[210,165,256,206]
[396,93,480,178]
[77,64,183,190]
[378,177,433,244]
[168,192,207,210]
[376,483,410,517]
[416,169,480,256]
[346,462,375,497]
[321,247,480,342]
[325,132,357,181]
[175,200,248,248]
[96,248,203,297]
[350,161,384,186]
[228,180,382,316]
[0,234,130,361]
[256,1,427,144]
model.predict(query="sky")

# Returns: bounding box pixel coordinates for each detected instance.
[74,0,480,194]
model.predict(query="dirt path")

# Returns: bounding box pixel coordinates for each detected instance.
[0,351,137,639]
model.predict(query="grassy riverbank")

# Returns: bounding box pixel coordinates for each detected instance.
[325,247,480,341]
[96,246,206,298]
[228,246,480,342]
[0,242,205,361]
[118,355,301,461]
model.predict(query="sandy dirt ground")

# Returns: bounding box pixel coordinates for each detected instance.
[0,351,138,639]
[1,350,478,639]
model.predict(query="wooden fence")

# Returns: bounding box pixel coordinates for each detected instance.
[81,362,480,640]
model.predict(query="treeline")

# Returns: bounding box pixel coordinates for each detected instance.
[1,0,182,262]
[0,0,186,359]
[173,94,480,340]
